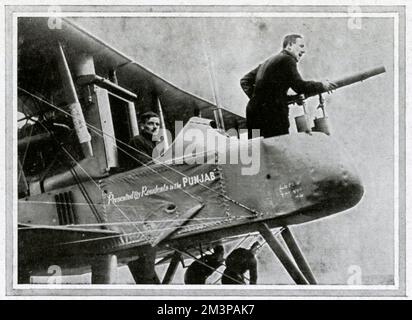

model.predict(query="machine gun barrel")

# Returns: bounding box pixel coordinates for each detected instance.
[287,66,386,104]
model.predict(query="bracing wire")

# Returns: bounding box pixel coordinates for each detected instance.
[17,87,277,253]
[18,86,263,217]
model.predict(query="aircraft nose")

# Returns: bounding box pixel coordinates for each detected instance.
[259,134,364,222]
[306,165,364,212]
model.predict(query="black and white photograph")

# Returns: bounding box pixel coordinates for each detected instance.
[1,2,409,299]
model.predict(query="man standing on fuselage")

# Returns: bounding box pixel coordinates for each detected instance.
[241,34,336,138]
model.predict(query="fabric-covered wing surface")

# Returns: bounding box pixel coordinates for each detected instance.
[18,224,121,264]
[18,17,246,135]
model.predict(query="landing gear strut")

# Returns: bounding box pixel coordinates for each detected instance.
[281,227,317,284]
[127,247,160,284]
[258,223,318,285]
[91,254,118,284]
[162,251,182,284]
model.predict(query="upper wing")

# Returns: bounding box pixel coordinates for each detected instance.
[18,17,246,134]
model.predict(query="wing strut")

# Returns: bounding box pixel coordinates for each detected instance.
[57,42,93,158]
[258,223,309,285]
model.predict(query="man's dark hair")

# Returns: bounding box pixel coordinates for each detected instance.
[282,34,303,49]
[140,111,159,124]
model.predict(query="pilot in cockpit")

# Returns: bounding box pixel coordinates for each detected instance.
[125,111,160,168]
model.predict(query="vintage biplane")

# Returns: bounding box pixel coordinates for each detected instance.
[17,17,385,285]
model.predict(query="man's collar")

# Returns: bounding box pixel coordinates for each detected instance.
[141,131,154,141]
[282,49,298,62]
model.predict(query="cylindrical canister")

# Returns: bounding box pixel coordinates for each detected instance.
[295,115,311,133]
[312,117,330,135]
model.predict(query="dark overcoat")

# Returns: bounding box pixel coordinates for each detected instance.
[241,50,324,138]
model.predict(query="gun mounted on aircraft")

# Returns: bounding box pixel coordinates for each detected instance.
[291,66,386,135]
